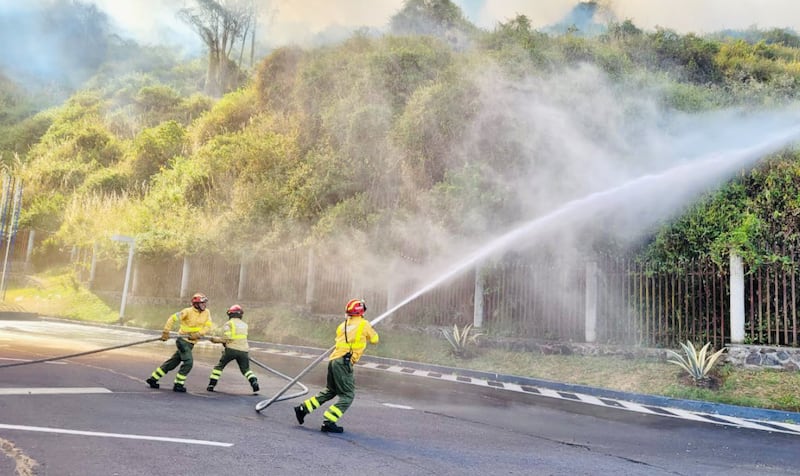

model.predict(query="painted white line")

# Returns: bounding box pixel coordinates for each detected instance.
[0,387,112,395]
[0,423,233,447]
[383,403,414,410]
[0,357,66,365]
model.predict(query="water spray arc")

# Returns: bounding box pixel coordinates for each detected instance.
[255,125,800,413]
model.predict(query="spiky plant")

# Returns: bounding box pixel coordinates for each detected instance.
[441,323,484,358]
[666,340,726,385]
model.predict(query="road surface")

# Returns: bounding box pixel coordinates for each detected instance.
[0,317,797,475]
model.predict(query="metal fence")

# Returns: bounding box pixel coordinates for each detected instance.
[31,234,800,348]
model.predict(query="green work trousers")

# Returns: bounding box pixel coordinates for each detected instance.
[159,337,195,376]
[314,357,355,414]
[212,348,252,377]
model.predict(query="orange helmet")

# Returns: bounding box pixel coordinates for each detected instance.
[226,304,243,318]
[191,293,208,304]
[345,299,367,316]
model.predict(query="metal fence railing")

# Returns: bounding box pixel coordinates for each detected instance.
[22,230,800,349]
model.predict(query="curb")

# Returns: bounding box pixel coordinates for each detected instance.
[253,341,800,436]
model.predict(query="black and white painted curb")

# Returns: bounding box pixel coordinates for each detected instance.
[253,344,800,437]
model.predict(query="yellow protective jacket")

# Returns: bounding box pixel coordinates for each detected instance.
[328,315,379,364]
[163,306,212,344]
[222,317,249,352]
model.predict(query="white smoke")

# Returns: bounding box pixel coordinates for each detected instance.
[475,1,800,34]
[17,0,799,57]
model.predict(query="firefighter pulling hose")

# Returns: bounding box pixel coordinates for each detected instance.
[0,326,308,401]
[145,293,213,392]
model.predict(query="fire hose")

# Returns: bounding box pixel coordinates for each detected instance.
[0,333,310,402]
[250,356,308,402]
[255,344,334,412]
[0,336,163,369]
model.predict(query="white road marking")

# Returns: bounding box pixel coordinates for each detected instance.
[0,387,112,395]
[0,357,66,365]
[382,403,414,410]
[0,423,234,447]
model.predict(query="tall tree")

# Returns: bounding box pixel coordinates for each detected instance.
[390,0,472,37]
[178,0,255,96]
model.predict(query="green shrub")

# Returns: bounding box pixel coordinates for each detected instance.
[129,120,186,182]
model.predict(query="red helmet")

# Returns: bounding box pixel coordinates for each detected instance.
[227,304,244,318]
[191,293,208,304]
[345,299,367,316]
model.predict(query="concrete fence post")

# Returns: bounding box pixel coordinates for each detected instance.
[237,259,247,301]
[180,256,190,299]
[730,252,745,344]
[585,260,598,343]
[131,258,140,296]
[305,247,315,307]
[88,242,97,289]
[24,229,34,272]
[473,264,484,329]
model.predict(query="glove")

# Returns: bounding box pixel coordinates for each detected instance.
[210,336,226,344]
[160,331,170,341]
[188,332,200,340]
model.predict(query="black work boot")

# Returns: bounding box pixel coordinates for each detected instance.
[145,377,160,389]
[249,378,259,393]
[206,380,216,392]
[321,420,344,433]
[294,404,308,425]
[173,383,187,393]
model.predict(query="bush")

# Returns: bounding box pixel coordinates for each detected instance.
[254,46,305,113]
[188,88,259,147]
[129,120,186,182]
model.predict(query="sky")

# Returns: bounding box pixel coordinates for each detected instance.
[83,0,800,51]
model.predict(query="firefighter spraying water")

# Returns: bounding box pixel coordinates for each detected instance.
[292,299,379,433]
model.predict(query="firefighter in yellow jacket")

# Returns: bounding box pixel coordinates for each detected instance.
[294,298,379,433]
[206,304,259,394]
[146,293,213,392]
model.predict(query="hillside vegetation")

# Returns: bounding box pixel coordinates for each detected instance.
[3,0,800,272]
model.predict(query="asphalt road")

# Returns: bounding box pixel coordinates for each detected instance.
[0,318,797,476]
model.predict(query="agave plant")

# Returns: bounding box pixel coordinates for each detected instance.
[666,340,726,385]
[442,323,484,358]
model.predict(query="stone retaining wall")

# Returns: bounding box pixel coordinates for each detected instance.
[478,335,800,371]
[726,344,800,371]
